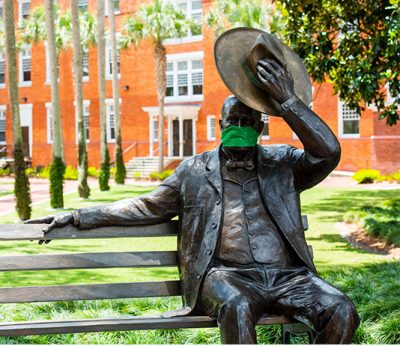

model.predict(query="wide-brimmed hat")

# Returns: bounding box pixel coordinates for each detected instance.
[214,27,312,115]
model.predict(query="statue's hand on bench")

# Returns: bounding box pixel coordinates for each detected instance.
[25,212,74,236]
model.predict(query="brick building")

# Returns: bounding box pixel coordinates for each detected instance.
[0,0,399,174]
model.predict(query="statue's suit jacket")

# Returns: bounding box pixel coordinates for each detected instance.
[75,101,341,316]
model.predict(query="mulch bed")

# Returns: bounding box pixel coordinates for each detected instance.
[336,222,400,260]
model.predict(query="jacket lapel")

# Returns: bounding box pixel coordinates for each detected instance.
[205,146,222,197]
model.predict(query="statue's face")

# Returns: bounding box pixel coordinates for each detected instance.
[219,97,264,151]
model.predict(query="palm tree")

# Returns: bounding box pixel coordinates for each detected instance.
[71,0,90,198]
[3,0,32,220]
[107,0,126,184]
[97,0,110,191]
[45,0,65,209]
[121,0,193,173]
[205,0,283,37]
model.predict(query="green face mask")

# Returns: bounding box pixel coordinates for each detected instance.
[221,126,260,147]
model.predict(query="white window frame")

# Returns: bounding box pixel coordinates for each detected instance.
[0,105,6,144]
[261,114,270,140]
[106,98,121,143]
[0,51,5,88]
[74,100,90,143]
[0,1,3,21]
[105,37,120,80]
[338,99,360,138]
[19,45,32,86]
[207,115,216,141]
[164,0,203,45]
[150,117,159,143]
[78,0,88,12]
[18,0,30,26]
[82,48,89,82]
[45,102,53,144]
[105,0,120,16]
[165,51,204,103]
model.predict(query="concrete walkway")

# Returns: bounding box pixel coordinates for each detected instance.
[0,173,399,217]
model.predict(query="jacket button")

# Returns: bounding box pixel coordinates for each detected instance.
[207,249,212,255]
[216,200,221,205]
[251,245,256,250]
[197,274,201,279]
[212,223,217,229]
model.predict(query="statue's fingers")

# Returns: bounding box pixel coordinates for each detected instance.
[257,72,271,85]
[256,65,273,80]
[25,216,54,224]
[42,222,58,234]
[266,59,284,73]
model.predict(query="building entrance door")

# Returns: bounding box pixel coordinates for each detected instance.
[171,118,194,157]
[21,127,30,157]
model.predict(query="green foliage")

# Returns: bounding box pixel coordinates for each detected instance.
[49,157,66,209]
[63,165,78,180]
[120,0,194,47]
[87,166,98,177]
[149,170,174,181]
[344,198,400,246]
[114,147,126,185]
[0,167,11,177]
[13,149,31,220]
[277,0,400,125]
[99,148,110,191]
[352,169,381,184]
[206,0,283,37]
[24,167,36,177]
[38,166,50,179]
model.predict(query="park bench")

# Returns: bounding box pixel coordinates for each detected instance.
[0,218,314,343]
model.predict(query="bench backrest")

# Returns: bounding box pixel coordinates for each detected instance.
[0,215,309,305]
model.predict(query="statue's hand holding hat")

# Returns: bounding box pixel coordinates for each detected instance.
[214,28,312,115]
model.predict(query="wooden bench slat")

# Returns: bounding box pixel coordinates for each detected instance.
[0,315,295,337]
[0,251,177,271]
[0,281,180,303]
[0,221,178,241]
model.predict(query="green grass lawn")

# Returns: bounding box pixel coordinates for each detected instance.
[0,184,399,344]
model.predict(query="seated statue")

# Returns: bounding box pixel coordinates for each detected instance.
[27,28,360,344]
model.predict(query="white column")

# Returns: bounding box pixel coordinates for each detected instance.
[149,115,154,158]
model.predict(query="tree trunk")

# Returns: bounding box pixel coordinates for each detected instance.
[71,0,90,198]
[4,0,32,220]
[45,0,65,208]
[97,0,110,191]
[154,43,167,173]
[108,0,125,184]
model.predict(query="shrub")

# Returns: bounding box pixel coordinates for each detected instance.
[99,148,111,191]
[0,167,11,177]
[87,166,98,177]
[63,165,78,180]
[25,167,36,177]
[49,157,66,209]
[390,171,400,183]
[352,169,380,184]
[37,166,50,179]
[149,170,174,181]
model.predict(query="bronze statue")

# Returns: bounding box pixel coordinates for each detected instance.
[27,28,360,344]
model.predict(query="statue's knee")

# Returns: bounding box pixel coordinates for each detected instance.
[219,294,253,319]
[332,296,360,326]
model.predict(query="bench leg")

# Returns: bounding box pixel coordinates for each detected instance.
[281,323,314,344]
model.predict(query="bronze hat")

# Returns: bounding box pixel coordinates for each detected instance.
[214,27,312,115]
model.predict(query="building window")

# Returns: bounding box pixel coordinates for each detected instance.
[75,101,90,142]
[0,1,3,20]
[175,0,202,38]
[78,0,88,12]
[0,107,6,143]
[0,51,5,86]
[105,0,120,15]
[19,45,31,85]
[83,49,89,81]
[166,54,203,100]
[45,42,60,84]
[46,103,53,144]
[207,115,216,141]
[106,40,120,80]
[19,0,30,25]
[261,114,269,139]
[106,101,116,142]
[339,100,360,137]
[152,118,159,142]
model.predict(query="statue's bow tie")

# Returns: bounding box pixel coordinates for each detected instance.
[226,159,255,171]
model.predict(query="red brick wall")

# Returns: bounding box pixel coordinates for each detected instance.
[1,0,399,174]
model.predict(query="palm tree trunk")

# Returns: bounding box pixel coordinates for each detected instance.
[154,43,167,173]
[71,0,90,198]
[45,0,65,208]
[97,0,110,191]
[4,0,32,220]
[108,0,125,184]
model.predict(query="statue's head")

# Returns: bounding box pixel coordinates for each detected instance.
[219,96,264,150]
